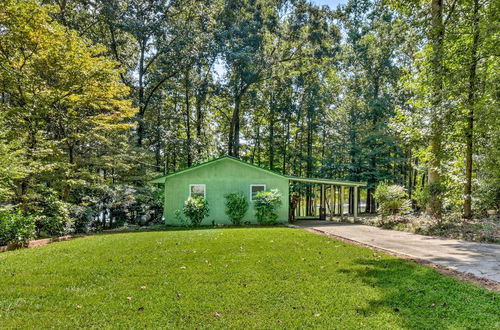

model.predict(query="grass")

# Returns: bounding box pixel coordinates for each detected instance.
[0,228,498,329]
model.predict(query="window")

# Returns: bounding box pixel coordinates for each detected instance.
[250,184,266,201]
[189,184,206,199]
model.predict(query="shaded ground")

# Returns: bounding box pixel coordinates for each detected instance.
[295,221,500,286]
[0,228,498,328]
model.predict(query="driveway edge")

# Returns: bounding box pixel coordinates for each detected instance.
[297,225,500,292]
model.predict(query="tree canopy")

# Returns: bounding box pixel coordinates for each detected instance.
[1,0,498,232]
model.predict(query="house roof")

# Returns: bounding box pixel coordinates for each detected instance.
[149,156,366,187]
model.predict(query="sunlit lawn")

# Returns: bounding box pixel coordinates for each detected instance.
[0,228,498,329]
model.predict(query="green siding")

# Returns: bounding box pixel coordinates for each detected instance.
[164,158,289,225]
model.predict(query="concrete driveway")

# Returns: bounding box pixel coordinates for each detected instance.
[295,221,500,283]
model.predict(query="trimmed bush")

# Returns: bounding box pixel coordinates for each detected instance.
[224,192,249,225]
[374,183,411,218]
[0,210,36,246]
[182,197,209,227]
[254,189,282,225]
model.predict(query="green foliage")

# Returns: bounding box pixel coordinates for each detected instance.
[224,192,249,225]
[0,0,136,231]
[475,178,500,213]
[374,183,411,217]
[413,182,446,211]
[0,0,498,235]
[182,197,209,227]
[0,210,36,245]
[254,189,282,225]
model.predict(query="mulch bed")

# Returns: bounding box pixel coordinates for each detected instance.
[0,235,80,253]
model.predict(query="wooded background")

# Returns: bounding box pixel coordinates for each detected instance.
[0,0,498,229]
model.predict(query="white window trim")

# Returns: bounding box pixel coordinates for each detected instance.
[189,184,206,199]
[250,184,266,202]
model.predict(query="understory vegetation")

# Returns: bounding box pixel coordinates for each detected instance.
[360,214,499,243]
[365,183,499,243]
[0,228,498,328]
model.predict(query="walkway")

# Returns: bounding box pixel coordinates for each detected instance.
[295,221,500,283]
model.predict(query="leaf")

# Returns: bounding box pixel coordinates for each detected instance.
[214,312,221,318]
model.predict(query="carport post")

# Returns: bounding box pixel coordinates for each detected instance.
[330,184,334,219]
[339,186,343,220]
[353,186,358,221]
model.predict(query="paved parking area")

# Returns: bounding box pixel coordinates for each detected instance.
[295,221,500,283]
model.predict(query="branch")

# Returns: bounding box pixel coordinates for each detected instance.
[444,0,459,26]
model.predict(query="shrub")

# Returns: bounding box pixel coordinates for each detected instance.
[224,192,248,225]
[475,178,500,214]
[0,210,36,246]
[254,189,282,225]
[70,205,97,234]
[35,198,73,236]
[22,188,73,236]
[182,197,209,227]
[374,183,411,218]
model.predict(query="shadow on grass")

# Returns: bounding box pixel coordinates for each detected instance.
[338,257,499,329]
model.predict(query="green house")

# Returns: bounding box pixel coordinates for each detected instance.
[151,156,366,225]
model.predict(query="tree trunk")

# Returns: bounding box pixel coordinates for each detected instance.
[463,0,480,219]
[228,94,242,157]
[283,121,290,175]
[184,70,192,167]
[195,93,204,158]
[137,43,146,147]
[269,93,275,171]
[426,0,444,218]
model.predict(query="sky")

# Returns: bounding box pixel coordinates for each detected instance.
[310,0,349,9]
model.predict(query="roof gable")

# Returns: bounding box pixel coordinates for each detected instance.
[149,156,284,183]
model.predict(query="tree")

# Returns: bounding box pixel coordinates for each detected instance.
[0,0,134,211]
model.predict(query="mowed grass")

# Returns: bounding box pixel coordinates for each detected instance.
[0,228,498,329]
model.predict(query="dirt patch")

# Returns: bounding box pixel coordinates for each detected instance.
[302,227,500,292]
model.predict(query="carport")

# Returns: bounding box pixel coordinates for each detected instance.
[287,176,367,221]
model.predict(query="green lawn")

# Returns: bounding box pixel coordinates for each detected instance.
[0,228,498,329]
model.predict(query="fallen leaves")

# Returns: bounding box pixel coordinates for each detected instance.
[127,297,132,301]
[314,313,321,317]
[214,312,221,318]
[180,266,187,269]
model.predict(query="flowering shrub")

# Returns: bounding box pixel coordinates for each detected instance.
[182,197,209,227]
[254,189,282,225]
[374,183,412,218]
